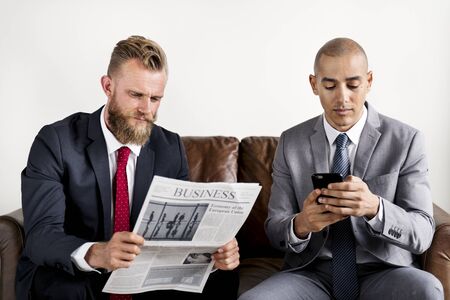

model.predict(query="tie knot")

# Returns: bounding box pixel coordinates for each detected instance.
[335,133,349,149]
[117,146,131,166]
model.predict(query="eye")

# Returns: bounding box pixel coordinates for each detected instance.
[347,80,361,90]
[130,91,143,98]
[150,97,161,103]
[324,85,335,90]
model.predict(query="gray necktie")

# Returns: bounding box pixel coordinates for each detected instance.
[330,133,359,300]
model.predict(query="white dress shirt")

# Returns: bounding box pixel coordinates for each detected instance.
[71,107,142,272]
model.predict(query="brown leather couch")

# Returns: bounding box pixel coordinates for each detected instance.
[1,136,449,300]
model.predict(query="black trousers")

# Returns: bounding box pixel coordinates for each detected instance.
[31,266,239,300]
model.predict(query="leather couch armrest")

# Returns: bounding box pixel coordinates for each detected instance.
[0,208,24,300]
[421,203,450,300]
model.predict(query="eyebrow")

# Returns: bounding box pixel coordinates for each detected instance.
[128,89,164,99]
[321,76,362,83]
[346,76,363,81]
[321,77,336,83]
[128,89,145,95]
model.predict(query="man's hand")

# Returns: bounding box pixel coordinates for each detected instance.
[293,189,347,238]
[85,231,144,271]
[212,238,240,271]
[318,175,380,218]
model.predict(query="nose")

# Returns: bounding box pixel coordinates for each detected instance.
[335,85,350,104]
[138,97,154,114]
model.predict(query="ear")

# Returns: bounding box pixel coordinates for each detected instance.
[309,74,319,95]
[367,71,373,90]
[100,75,113,97]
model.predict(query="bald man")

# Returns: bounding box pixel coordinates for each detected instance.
[238,38,443,300]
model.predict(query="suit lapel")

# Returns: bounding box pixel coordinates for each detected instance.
[130,143,155,228]
[86,108,112,239]
[310,115,329,173]
[353,102,382,179]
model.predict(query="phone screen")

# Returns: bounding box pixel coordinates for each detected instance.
[311,173,343,189]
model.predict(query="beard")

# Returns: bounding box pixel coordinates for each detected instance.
[107,96,157,146]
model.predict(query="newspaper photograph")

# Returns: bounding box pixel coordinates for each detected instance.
[103,176,261,294]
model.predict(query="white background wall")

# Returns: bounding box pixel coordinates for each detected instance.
[1,0,449,214]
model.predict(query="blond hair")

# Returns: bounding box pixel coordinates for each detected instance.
[107,35,168,76]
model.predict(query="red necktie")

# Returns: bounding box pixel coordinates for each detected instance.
[111,146,132,300]
[114,146,131,232]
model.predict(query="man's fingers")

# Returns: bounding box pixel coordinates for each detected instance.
[112,231,145,246]
[214,251,240,270]
[305,189,322,205]
[111,242,142,256]
[108,257,134,271]
[217,238,238,253]
[213,245,239,260]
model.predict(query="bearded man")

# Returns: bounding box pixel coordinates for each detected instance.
[17,35,240,300]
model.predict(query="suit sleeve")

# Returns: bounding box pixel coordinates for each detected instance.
[21,125,87,275]
[367,130,435,254]
[265,132,302,252]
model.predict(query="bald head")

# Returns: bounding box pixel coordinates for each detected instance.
[314,38,368,74]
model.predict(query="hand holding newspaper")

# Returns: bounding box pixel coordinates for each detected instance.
[103,176,261,294]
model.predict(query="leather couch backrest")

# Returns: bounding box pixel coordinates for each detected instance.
[237,137,283,259]
[182,136,283,259]
[182,136,239,183]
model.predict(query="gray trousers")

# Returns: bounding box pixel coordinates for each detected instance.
[238,260,443,300]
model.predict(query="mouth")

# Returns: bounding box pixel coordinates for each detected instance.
[132,114,152,123]
[333,108,352,115]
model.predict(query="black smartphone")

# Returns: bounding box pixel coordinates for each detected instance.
[311,173,343,189]
[311,173,343,203]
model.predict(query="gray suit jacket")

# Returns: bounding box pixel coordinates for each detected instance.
[266,102,434,270]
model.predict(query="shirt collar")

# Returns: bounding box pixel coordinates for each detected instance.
[100,106,142,157]
[323,105,368,147]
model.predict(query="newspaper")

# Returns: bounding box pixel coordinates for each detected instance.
[103,175,261,294]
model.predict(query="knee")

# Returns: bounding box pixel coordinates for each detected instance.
[404,272,444,300]
[238,287,277,300]
[33,283,87,300]
[417,275,444,300]
[32,267,90,300]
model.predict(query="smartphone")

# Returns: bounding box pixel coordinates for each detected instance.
[311,173,343,203]
[311,173,343,189]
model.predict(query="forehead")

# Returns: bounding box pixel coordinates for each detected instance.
[316,54,368,80]
[113,59,167,89]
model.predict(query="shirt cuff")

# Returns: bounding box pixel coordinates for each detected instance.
[364,196,384,233]
[288,216,311,252]
[70,242,102,273]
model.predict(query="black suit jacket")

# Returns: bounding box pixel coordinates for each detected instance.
[16,107,189,299]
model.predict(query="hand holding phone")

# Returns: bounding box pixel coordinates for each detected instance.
[311,173,343,204]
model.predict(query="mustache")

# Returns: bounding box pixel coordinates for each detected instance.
[130,112,156,123]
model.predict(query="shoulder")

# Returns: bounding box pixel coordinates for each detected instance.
[39,111,92,135]
[281,115,321,140]
[35,111,92,143]
[367,105,426,156]
[147,125,183,150]
[376,112,422,142]
[367,102,420,139]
